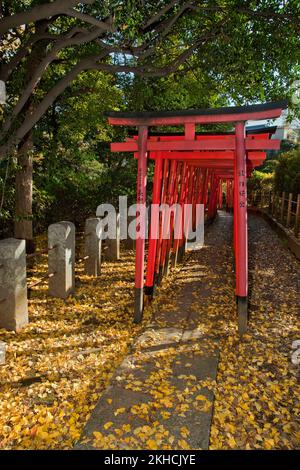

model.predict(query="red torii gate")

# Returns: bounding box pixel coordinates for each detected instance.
[106,101,287,334]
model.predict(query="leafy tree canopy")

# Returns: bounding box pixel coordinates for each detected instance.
[0,0,299,159]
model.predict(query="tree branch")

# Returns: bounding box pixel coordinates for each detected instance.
[0,32,57,82]
[1,26,106,139]
[0,31,213,159]
[0,0,95,36]
[1,1,199,140]
[93,37,210,77]
[65,8,115,32]
[153,2,194,38]
[0,54,107,159]
[142,0,180,31]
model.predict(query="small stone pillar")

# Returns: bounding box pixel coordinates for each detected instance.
[84,218,102,276]
[0,341,6,365]
[124,215,136,250]
[48,221,75,299]
[0,238,28,331]
[106,212,120,260]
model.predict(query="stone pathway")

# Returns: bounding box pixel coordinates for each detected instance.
[76,211,234,450]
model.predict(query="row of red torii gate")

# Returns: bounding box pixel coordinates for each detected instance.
[106,101,287,334]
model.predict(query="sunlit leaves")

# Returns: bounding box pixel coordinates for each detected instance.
[0,245,143,449]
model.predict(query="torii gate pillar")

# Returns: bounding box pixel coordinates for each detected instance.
[234,121,248,334]
[134,126,148,323]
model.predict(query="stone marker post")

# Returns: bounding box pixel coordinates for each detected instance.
[84,218,102,276]
[48,221,75,299]
[106,212,120,261]
[0,341,6,365]
[0,238,28,331]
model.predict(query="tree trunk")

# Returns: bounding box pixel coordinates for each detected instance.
[14,133,34,253]
[12,22,48,254]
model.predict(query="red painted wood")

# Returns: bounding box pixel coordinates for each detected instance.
[167,162,182,257]
[134,151,267,162]
[135,126,148,290]
[196,169,204,205]
[155,159,169,277]
[186,159,263,168]
[235,122,248,297]
[145,152,163,289]
[173,163,187,256]
[111,139,235,152]
[202,169,210,209]
[233,160,238,262]
[141,151,236,160]
[245,139,280,150]
[110,138,279,152]
[130,132,271,142]
[218,180,223,209]
[185,165,195,239]
[208,174,219,219]
[185,123,195,140]
[160,160,177,272]
[179,163,189,249]
[108,107,283,126]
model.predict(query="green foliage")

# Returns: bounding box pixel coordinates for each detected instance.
[29,69,137,228]
[247,170,274,193]
[274,146,300,195]
[123,70,226,112]
[0,67,135,233]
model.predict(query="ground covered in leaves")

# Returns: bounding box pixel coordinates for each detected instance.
[0,239,150,449]
[0,213,299,449]
[208,213,300,449]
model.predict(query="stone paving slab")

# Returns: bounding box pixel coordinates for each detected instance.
[76,337,219,450]
[76,307,220,450]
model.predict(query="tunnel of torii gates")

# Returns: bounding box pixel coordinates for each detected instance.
[106,100,287,334]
